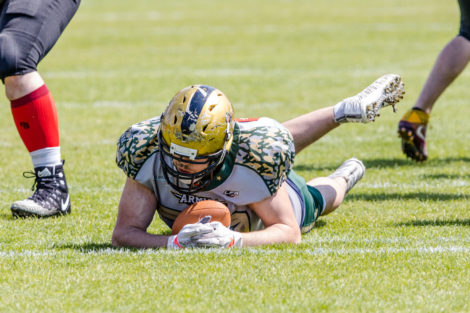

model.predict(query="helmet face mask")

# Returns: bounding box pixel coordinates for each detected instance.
[159,131,225,193]
[158,85,234,194]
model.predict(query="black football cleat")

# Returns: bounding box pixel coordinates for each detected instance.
[11,161,71,218]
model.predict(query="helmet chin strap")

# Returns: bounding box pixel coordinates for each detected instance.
[216,112,232,166]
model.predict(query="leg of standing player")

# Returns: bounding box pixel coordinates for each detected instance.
[0,0,80,217]
[398,0,470,161]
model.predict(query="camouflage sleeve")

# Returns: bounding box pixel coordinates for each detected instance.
[236,119,295,195]
[116,117,161,179]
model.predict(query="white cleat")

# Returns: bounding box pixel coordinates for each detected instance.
[328,157,365,193]
[333,74,405,123]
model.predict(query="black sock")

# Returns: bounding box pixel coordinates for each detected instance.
[411,107,426,112]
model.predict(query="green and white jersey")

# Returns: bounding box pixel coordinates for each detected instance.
[116,116,317,233]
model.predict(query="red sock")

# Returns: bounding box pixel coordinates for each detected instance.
[10,85,60,153]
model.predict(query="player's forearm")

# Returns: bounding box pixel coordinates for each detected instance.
[240,223,301,247]
[112,226,169,249]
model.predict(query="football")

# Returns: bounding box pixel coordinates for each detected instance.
[171,200,231,235]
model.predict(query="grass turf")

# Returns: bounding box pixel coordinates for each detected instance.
[0,0,469,312]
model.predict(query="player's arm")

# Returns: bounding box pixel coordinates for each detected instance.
[242,182,301,246]
[178,182,300,248]
[112,177,169,249]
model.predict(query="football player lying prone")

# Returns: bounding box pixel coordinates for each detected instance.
[112,75,404,249]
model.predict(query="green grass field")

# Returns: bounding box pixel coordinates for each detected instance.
[1,0,469,312]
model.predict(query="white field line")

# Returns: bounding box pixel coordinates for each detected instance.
[302,236,470,245]
[1,246,469,259]
[360,181,470,188]
[42,68,433,80]
[60,100,156,108]
[1,186,123,194]
[5,180,465,194]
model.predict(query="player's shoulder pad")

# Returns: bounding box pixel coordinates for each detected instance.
[236,117,295,194]
[116,117,161,179]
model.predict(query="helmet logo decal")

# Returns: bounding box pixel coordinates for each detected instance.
[170,143,197,159]
[223,190,239,198]
[181,85,216,135]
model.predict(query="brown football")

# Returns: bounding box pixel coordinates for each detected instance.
[171,200,231,235]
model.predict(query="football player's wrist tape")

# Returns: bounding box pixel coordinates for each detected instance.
[167,235,182,249]
[228,230,243,248]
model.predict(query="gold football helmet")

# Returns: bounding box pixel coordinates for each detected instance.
[158,85,235,193]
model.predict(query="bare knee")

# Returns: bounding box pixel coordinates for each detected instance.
[4,72,44,100]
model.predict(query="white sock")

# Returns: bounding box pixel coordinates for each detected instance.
[30,147,62,168]
[333,99,347,123]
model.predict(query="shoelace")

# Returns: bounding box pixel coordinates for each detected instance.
[22,171,60,202]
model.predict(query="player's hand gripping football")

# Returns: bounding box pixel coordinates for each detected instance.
[167,216,214,249]
[193,221,243,248]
